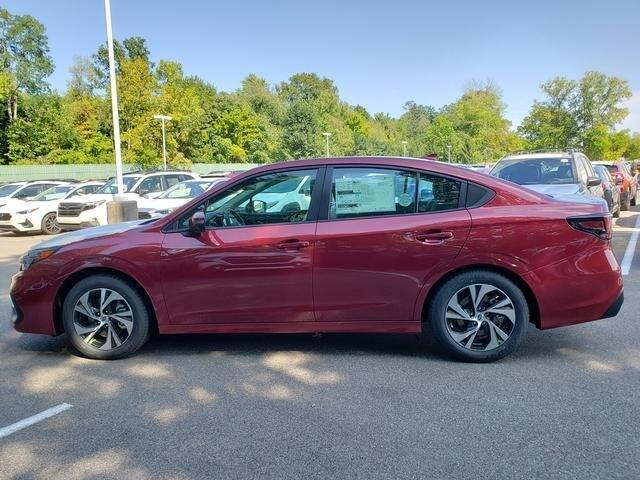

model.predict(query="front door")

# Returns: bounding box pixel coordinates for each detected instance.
[313,166,471,323]
[160,167,322,325]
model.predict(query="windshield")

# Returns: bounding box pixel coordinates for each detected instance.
[491,158,576,185]
[31,185,75,201]
[0,184,22,197]
[95,176,141,194]
[159,180,213,199]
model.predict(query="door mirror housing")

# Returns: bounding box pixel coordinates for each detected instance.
[246,199,267,213]
[186,211,206,236]
[587,176,601,187]
[614,175,624,186]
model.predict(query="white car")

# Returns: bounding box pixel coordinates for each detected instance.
[0,182,103,235]
[137,179,220,219]
[57,171,198,230]
[0,181,67,210]
[253,175,313,212]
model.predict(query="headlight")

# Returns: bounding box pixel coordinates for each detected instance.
[82,200,106,211]
[17,208,39,215]
[19,247,60,271]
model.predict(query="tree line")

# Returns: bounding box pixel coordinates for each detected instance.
[1,7,638,168]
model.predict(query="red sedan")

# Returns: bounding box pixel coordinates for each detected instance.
[10,157,623,362]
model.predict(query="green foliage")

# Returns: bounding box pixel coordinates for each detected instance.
[0,7,638,167]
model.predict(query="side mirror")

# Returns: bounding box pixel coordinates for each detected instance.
[614,176,624,186]
[187,211,205,236]
[138,188,149,197]
[587,176,601,187]
[246,199,267,213]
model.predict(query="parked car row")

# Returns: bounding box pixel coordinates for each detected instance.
[0,181,104,234]
[488,149,638,215]
[0,170,244,236]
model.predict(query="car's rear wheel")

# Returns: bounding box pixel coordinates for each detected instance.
[62,275,151,360]
[425,270,529,362]
[41,212,61,235]
[631,188,638,207]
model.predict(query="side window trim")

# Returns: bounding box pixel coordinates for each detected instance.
[317,165,467,222]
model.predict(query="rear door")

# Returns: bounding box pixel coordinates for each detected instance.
[313,166,471,324]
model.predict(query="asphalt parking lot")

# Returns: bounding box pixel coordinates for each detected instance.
[0,211,639,480]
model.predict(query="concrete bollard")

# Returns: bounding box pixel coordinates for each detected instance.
[106,200,138,224]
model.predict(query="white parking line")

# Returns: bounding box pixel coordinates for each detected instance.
[0,403,73,439]
[620,214,640,276]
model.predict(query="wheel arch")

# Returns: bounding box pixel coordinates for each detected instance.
[53,266,158,335]
[419,264,541,329]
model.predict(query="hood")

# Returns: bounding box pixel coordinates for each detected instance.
[6,200,51,213]
[522,184,581,196]
[35,220,149,250]
[0,198,28,210]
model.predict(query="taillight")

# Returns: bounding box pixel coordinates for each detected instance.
[567,215,612,241]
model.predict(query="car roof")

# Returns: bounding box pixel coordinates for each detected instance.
[500,152,574,161]
[229,156,545,195]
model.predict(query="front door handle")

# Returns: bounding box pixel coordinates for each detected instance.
[276,239,311,250]
[414,231,454,244]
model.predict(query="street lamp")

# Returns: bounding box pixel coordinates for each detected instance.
[154,115,172,170]
[322,132,332,157]
[103,0,124,195]
[447,145,452,163]
[401,141,408,157]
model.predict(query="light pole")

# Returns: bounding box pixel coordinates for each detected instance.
[447,145,452,163]
[401,141,408,157]
[322,132,332,157]
[154,115,172,170]
[103,0,124,195]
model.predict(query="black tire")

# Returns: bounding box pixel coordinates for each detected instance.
[62,275,151,360]
[41,212,61,235]
[631,188,637,207]
[613,203,620,218]
[622,193,631,211]
[424,270,529,363]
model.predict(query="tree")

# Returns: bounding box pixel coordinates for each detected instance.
[520,72,632,152]
[0,7,54,121]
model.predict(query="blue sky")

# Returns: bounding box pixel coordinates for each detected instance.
[4,0,640,131]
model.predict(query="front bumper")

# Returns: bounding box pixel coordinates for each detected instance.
[58,221,99,231]
[0,215,36,232]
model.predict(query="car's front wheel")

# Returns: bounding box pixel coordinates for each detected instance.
[41,212,61,235]
[62,275,151,360]
[425,270,529,362]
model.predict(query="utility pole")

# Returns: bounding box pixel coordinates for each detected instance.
[103,0,124,195]
[447,145,452,163]
[322,132,332,157]
[154,115,172,170]
[401,141,408,157]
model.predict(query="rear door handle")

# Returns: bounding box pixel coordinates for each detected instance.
[276,239,310,250]
[414,231,454,244]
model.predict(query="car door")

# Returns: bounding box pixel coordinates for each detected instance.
[313,166,471,324]
[159,167,323,325]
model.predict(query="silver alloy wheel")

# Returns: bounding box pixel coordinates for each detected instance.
[72,288,134,350]
[445,283,516,351]
[43,213,61,234]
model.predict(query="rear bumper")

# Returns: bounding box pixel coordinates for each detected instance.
[524,246,624,329]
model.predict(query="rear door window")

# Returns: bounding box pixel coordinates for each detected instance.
[328,167,417,219]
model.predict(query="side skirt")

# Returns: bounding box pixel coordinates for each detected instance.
[159,321,421,335]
